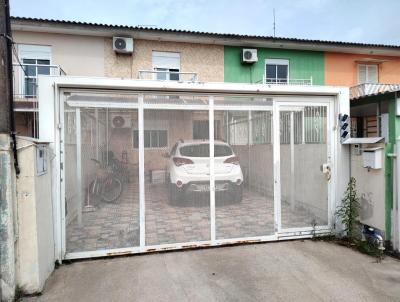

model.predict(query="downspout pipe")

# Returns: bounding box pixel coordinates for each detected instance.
[4,0,19,174]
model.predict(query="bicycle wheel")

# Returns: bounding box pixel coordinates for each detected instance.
[101,176,123,203]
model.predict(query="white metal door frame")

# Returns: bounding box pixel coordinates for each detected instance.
[275,99,335,235]
[59,91,336,260]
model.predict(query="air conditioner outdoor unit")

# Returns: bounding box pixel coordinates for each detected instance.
[113,37,134,54]
[111,114,133,128]
[241,48,258,64]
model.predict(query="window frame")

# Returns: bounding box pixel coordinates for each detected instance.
[152,51,181,81]
[17,44,52,97]
[357,64,378,84]
[265,58,290,83]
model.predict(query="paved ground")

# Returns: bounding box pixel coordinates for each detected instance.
[23,240,400,302]
[67,183,327,252]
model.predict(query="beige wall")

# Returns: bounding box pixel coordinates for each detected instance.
[13,31,224,82]
[105,38,224,81]
[350,145,385,232]
[13,31,105,76]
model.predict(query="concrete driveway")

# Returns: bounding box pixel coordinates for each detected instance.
[23,240,400,302]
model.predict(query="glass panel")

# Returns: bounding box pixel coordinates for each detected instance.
[23,58,36,77]
[37,59,50,75]
[24,78,36,97]
[145,106,210,245]
[277,65,288,82]
[64,94,140,253]
[266,64,276,81]
[280,105,328,229]
[169,68,180,81]
[155,68,168,80]
[216,110,275,239]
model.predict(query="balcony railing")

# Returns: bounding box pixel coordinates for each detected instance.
[350,83,400,100]
[12,63,66,138]
[261,76,313,86]
[13,63,66,103]
[138,70,198,82]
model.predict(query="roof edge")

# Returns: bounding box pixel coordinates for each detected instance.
[10,16,400,55]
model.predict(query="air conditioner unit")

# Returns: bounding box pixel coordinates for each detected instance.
[111,114,133,128]
[113,37,134,54]
[241,48,258,64]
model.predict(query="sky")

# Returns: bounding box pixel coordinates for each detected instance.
[10,0,400,45]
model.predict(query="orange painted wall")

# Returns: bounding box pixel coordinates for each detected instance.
[325,52,400,87]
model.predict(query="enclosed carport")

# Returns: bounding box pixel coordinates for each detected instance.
[37,77,349,260]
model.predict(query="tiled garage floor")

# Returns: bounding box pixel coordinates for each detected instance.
[66,183,327,253]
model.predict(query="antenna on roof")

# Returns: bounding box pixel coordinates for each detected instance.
[137,24,157,28]
[273,8,276,37]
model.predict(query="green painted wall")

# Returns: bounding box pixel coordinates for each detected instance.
[224,46,325,85]
[385,98,400,242]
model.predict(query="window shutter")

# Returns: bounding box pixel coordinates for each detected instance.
[152,51,180,70]
[358,65,367,84]
[367,65,378,83]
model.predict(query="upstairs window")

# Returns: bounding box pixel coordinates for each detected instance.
[17,44,52,98]
[358,64,378,84]
[265,59,289,84]
[152,51,180,81]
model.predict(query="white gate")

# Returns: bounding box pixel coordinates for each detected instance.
[57,87,336,260]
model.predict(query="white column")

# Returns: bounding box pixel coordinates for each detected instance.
[75,108,82,225]
[209,96,216,242]
[290,111,295,211]
[138,94,145,249]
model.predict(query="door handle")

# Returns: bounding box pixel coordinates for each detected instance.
[321,163,331,181]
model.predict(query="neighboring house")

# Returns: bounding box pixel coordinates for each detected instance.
[350,85,400,251]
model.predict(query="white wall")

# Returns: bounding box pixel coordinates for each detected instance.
[350,145,385,232]
[15,138,54,294]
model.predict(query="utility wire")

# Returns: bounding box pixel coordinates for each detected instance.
[11,40,29,78]
[0,32,28,77]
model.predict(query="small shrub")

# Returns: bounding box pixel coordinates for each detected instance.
[336,177,360,241]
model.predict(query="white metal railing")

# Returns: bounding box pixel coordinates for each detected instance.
[261,75,313,86]
[13,63,66,100]
[12,63,66,138]
[138,70,198,82]
[350,83,400,100]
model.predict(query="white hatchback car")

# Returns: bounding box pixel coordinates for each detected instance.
[167,140,243,204]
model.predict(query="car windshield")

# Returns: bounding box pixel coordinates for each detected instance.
[179,144,233,157]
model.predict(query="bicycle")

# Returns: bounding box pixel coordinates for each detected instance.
[88,158,123,203]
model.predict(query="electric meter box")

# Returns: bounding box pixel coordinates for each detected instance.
[362,147,383,169]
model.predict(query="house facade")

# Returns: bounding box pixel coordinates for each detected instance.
[8,16,400,295]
